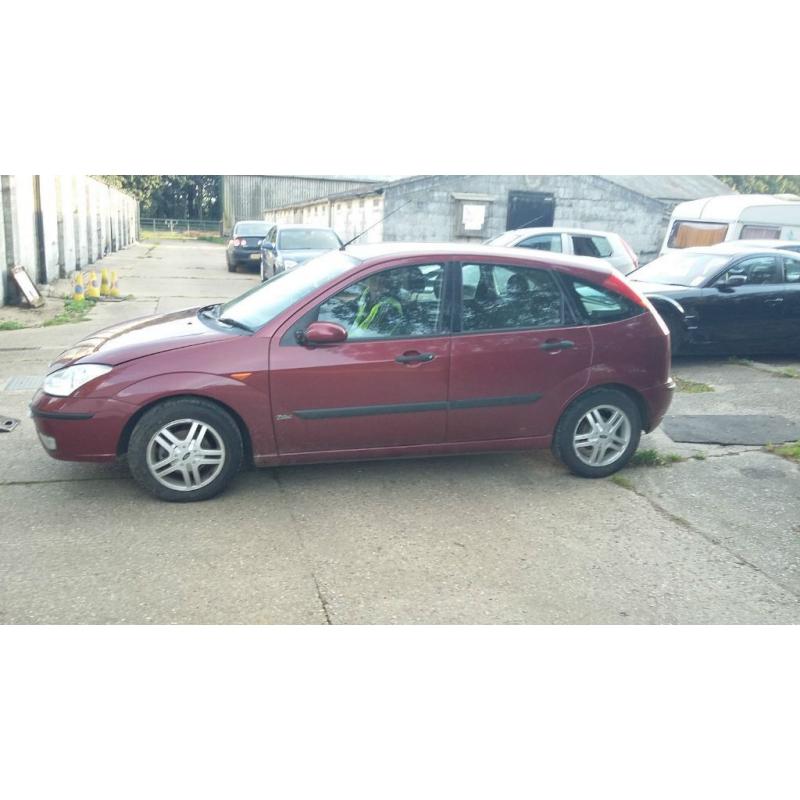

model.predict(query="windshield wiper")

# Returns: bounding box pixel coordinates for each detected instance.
[217,316,254,333]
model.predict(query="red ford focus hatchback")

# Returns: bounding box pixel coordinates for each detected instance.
[31,244,674,501]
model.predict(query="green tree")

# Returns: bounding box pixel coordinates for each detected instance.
[716,175,800,195]
[94,175,222,220]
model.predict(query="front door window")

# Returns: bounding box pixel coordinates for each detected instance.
[317,263,447,339]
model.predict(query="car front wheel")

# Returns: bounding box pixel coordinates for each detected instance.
[128,398,244,501]
[553,389,642,478]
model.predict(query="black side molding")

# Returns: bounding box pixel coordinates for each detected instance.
[294,393,542,420]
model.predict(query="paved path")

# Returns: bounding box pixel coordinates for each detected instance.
[1,240,798,623]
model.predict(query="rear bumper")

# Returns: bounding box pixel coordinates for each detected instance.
[230,249,262,264]
[640,378,675,432]
[30,390,137,462]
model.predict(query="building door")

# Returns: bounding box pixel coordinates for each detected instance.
[506,191,555,231]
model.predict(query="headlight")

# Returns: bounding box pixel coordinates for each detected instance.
[284,259,299,269]
[43,364,112,397]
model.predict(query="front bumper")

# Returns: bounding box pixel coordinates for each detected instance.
[30,390,138,462]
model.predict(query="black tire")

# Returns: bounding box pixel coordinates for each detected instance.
[128,398,244,502]
[553,388,642,479]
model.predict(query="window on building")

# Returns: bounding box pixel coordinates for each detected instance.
[452,195,493,239]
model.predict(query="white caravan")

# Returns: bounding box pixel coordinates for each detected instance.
[660,194,800,255]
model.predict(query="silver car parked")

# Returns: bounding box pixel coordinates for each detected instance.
[486,227,639,274]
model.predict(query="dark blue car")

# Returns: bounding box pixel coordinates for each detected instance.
[260,224,342,281]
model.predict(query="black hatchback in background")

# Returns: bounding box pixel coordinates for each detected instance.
[226,220,272,272]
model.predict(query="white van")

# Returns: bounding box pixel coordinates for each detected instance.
[659,194,800,256]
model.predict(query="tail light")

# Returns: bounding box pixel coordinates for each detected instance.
[240,239,247,247]
[620,237,639,271]
[232,238,241,246]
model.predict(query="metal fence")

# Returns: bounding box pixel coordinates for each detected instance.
[140,218,222,234]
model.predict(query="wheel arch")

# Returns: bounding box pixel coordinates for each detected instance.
[558,382,651,437]
[116,393,254,466]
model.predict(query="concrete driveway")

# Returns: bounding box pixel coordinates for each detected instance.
[1,239,798,624]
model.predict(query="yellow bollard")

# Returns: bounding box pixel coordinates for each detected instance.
[100,268,110,297]
[109,271,120,298]
[86,271,100,299]
[72,271,85,302]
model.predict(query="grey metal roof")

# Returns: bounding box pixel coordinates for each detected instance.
[266,174,736,212]
[599,175,736,202]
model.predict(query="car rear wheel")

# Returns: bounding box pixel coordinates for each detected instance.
[128,398,243,502]
[227,256,236,273]
[553,389,642,478]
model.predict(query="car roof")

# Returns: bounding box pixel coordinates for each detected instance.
[275,223,335,230]
[344,241,611,271]
[734,239,800,249]
[499,227,620,238]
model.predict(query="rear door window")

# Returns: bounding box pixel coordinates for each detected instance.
[783,256,800,283]
[567,278,644,324]
[460,263,564,332]
[572,235,613,258]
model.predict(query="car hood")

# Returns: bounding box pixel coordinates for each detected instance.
[49,307,232,371]
[629,280,691,294]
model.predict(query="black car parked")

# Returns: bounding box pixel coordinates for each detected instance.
[629,243,800,355]
[226,221,272,272]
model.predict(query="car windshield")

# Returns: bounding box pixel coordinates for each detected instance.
[234,222,270,237]
[216,250,360,330]
[631,252,731,287]
[278,229,340,251]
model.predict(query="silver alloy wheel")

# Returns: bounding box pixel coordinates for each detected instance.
[572,404,632,468]
[145,418,226,492]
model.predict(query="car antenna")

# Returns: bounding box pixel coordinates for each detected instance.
[340,194,416,250]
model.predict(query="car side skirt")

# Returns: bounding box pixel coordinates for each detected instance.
[253,433,552,467]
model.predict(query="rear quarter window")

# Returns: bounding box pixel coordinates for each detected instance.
[567,277,644,324]
[572,235,613,258]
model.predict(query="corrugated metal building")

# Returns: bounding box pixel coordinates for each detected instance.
[221,175,389,234]
[266,174,735,263]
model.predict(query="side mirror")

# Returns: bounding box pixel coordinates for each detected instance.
[718,274,746,291]
[301,321,347,346]
[262,242,275,251]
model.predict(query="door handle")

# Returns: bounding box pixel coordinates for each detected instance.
[764,298,784,305]
[540,339,575,352]
[395,352,435,364]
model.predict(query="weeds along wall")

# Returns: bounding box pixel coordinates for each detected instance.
[0,175,139,306]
